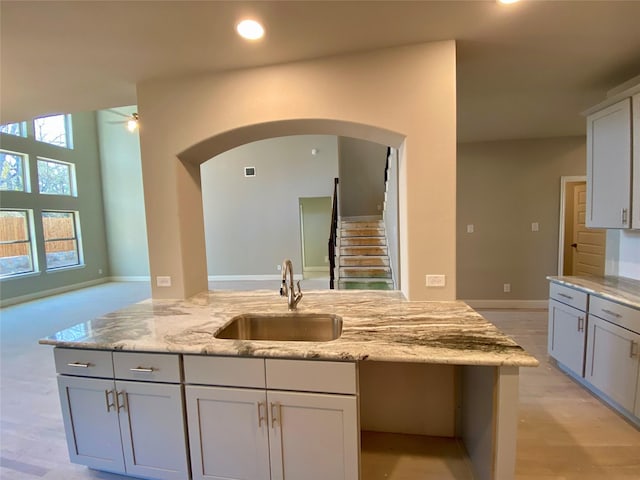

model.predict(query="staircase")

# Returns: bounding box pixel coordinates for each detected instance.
[336,217,394,290]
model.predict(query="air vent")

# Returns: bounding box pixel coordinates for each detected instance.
[244,166,256,177]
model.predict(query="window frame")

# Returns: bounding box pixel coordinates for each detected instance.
[33,114,74,149]
[0,149,30,193]
[36,156,78,197]
[0,122,28,137]
[0,209,38,278]
[41,210,83,271]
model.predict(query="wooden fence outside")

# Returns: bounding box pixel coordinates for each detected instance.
[0,215,75,257]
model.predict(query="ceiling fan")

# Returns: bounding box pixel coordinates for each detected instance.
[106,109,139,132]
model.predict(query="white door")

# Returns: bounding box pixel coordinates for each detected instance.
[57,376,125,474]
[548,299,587,377]
[186,386,271,480]
[267,390,359,480]
[117,381,190,480]
[586,98,632,228]
[585,315,640,412]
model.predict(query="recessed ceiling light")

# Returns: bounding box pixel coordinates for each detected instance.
[236,19,264,40]
[497,0,520,4]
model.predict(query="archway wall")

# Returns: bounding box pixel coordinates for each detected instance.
[137,40,456,300]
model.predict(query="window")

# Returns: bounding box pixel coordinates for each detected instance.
[34,114,72,148]
[37,158,76,196]
[0,210,36,277]
[0,150,28,192]
[42,211,81,270]
[0,122,27,137]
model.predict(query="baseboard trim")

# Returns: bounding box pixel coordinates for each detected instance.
[208,274,303,281]
[464,299,549,310]
[0,278,109,307]
[109,276,151,282]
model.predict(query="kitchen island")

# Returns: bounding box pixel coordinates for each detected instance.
[41,290,538,480]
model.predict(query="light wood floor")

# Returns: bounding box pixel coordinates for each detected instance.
[1,284,639,479]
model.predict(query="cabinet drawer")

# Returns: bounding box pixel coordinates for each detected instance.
[266,359,356,394]
[589,296,640,334]
[549,283,588,311]
[54,348,114,378]
[183,355,265,388]
[113,352,182,383]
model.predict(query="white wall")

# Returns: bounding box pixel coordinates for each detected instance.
[96,107,150,279]
[137,41,457,300]
[384,148,400,289]
[201,135,338,277]
[606,229,640,280]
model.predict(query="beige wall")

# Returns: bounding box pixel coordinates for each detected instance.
[457,136,586,300]
[136,41,457,300]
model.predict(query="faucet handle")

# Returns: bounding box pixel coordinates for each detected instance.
[295,281,303,298]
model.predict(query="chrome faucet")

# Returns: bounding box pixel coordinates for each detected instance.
[280,259,303,310]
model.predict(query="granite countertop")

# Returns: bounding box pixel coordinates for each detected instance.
[547,276,640,309]
[39,290,539,367]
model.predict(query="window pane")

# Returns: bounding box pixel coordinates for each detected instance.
[0,122,27,137]
[37,158,74,196]
[0,151,26,191]
[0,210,34,276]
[34,114,69,148]
[42,211,80,269]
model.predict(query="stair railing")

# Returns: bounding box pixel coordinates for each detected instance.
[328,177,339,289]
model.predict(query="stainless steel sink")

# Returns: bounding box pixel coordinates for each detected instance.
[215,313,343,342]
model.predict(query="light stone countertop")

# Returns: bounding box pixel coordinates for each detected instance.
[40,290,539,367]
[547,276,640,310]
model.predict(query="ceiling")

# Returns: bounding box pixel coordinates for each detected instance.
[1,0,639,143]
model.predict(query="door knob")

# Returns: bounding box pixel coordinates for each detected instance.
[570,243,577,248]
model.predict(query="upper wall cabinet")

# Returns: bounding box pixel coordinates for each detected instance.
[585,82,640,230]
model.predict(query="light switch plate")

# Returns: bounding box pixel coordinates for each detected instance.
[466,224,474,234]
[531,222,539,232]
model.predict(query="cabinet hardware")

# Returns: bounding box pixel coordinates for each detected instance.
[257,402,265,428]
[116,391,128,412]
[631,341,639,359]
[67,362,91,368]
[577,317,584,332]
[622,208,628,225]
[601,308,622,318]
[270,402,282,428]
[129,367,155,373]
[558,293,573,300]
[104,390,115,413]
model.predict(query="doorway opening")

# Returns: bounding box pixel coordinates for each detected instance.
[558,176,606,276]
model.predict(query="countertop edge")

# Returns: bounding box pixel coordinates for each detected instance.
[547,276,640,310]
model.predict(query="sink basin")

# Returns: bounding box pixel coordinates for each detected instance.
[215,313,343,342]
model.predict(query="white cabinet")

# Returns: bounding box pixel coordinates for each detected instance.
[55,349,190,480]
[184,356,359,480]
[585,315,640,413]
[632,93,640,229]
[548,299,587,377]
[586,98,632,228]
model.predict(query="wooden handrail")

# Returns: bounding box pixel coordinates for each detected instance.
[328,177,339,289]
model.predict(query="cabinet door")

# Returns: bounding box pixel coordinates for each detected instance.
[585,315,640,413]
[632,93,640,229]
[57,376,125,474]
[586,98,632,228]
[548,299,587,377]
[116,380,190,480]
[267,390,359,480]
[185,386,270,480]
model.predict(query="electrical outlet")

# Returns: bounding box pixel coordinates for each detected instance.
[503,283,511,293]
[426,275,446,287]
[531,222,539,232]
[98,268,103,275]
[466,224,474,234]
[156,276,172,287]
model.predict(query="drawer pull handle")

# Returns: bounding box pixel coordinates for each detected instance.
[105,389,115,413]
[67,362,91,368]
[257,402,265,428]
[116,391,128,412]
[577,317,584,332]
[558,293,573,300]
[129,367,155,373]
[631,342,639,359]
[270,402,282,428]
[601,309,622,318]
